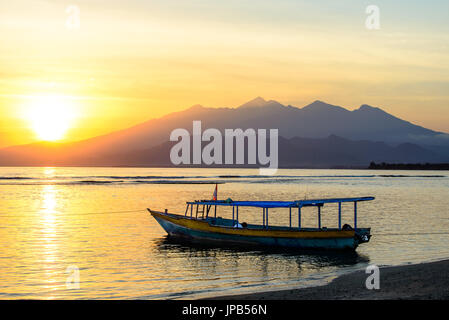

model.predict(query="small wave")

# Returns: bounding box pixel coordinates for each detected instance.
[1,173,443,186]
[0,180,123,186]
[102,175,191,180]
[69,174,379,180]
[78,180,116,184]
[218,175,241,178]
[378,175,446,178]
[133,180,224,185]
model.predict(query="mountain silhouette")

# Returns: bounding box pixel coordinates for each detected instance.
[0,97,448,167]
[77,135,445,168]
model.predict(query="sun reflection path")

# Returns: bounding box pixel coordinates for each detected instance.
[41,168,57,235]
[41,185,57,234]
[43,167,56,179]
[39,184,63,296]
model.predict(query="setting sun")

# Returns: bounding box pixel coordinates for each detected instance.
[24,95,78,142]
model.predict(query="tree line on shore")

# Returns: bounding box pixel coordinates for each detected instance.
[369,162,449,170]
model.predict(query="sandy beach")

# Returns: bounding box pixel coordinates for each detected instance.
[208,259,449,300]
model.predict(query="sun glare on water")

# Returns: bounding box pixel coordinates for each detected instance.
[24,95,78,142]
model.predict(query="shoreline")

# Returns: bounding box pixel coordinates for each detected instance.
[205,259,449,300]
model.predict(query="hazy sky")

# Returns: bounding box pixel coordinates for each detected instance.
[1,0,448,147]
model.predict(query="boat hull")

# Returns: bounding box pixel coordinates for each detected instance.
[150,210,366,250]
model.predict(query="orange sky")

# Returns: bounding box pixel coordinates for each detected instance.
[1,0,448,148]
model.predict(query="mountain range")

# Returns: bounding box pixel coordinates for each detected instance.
[0,97,448,168]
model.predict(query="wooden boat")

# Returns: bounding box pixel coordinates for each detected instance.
[148,196,374,250]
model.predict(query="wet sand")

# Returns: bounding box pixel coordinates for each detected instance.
[207,259,449,300]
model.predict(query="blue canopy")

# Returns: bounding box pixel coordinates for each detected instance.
[187,197,374,208]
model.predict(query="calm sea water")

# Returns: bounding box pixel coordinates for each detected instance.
[0,167,448,299]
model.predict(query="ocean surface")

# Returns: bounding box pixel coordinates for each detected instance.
[0,167,448,299]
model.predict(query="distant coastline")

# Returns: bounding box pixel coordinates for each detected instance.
[369,162,449,170]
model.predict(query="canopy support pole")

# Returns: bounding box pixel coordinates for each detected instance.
[214,205,217,218]
[232,206,235,225]
[289,207,292,228]
[185,204,189,216]
[266,208,269,228]
[338,202,342,230]
[298,206,302,230]
[318,206,321,229]
[262,208,265,227]
[236,206,239,223]
[354,202,357,230]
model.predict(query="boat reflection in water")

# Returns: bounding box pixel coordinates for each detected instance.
[155,235,370,266]
[152,236,370,299]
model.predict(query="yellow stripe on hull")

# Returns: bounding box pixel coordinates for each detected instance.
[150,211,355,239]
